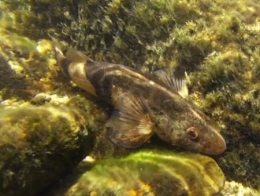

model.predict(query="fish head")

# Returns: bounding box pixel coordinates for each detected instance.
[154,107,226,155]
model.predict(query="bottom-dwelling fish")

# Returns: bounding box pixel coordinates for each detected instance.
[50,36,226,155]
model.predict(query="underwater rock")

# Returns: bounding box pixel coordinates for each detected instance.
[0,105,94,196]
[221,181,259,196]
[1,0,260,191]
[60,150,225,196]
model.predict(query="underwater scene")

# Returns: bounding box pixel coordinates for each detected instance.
[0,0,260,195]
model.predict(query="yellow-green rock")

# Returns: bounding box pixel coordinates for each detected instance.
[0,106,93,196]
[63,151,225,196]
[221,181,260,196]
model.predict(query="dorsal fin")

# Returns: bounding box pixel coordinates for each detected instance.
[154,70,188,98]
[106,95,155,148]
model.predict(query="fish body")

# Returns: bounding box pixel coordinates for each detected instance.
[50,37,226,155]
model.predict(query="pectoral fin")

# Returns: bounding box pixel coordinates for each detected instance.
[106,95,155,148]
[154,70,188,98]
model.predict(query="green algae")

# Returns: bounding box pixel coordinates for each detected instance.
[222,181,259,196]
[0,32,58,100]
[0,0,260,192]
[60,150,225,196]
[0,106,94,196]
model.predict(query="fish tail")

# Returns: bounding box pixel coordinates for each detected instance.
[48,34,65,64]
[48,34,71,77]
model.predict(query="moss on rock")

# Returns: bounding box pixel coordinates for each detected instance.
[0,106,94,196]
[58,150,225,196]
[1,0,260,191]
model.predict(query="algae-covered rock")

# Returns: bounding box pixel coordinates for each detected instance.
[1,0,260,192]
[0,105,94,196]
[60,150,225,196]
[221,181,260,196]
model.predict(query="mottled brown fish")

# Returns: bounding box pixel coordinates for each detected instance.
[50,36,226,155]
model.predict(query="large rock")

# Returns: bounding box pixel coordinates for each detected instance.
[58,150,225,196]
[1,0,260,191]
[0,106,93,196]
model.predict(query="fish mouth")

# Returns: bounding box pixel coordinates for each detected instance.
[205,136,227,155]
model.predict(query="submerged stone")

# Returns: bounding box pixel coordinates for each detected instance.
[0,106,94,196]
[221,181,259,196]
[1,0,260,191]
[63,150,225,196]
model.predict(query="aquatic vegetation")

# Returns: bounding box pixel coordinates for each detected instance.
[62,150,225,196]
[0,0,260,192]
[0,106,93,195]
[221,181,259,196]
[0,34,58,100]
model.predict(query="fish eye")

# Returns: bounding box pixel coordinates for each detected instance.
[186,127,199,140]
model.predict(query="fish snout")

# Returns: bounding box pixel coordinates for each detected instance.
[203,135,226,155]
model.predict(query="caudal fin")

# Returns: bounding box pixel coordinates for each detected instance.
[48,34,65,64]
[48,34,72,77]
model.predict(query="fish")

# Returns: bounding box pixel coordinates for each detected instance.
[50,36,226,155]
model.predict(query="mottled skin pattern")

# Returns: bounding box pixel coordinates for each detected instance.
[51,37,226,155]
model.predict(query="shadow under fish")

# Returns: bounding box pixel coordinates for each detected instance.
[49,36,226,155]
